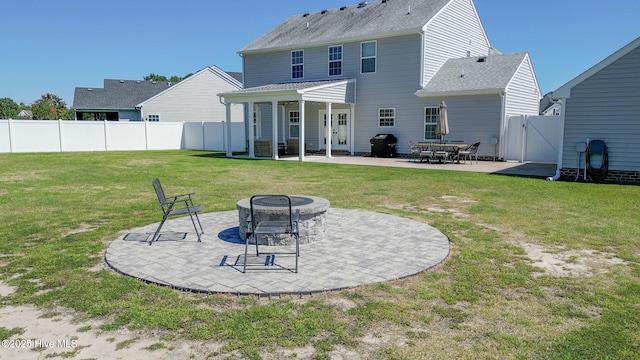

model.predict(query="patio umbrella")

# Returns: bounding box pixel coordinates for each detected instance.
[436,100,449,142]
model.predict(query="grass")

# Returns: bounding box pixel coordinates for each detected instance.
[0,150,639,359]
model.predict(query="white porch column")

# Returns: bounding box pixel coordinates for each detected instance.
[299,100,305,162]
[225,103,232,157]
[350,103,356,155]
[248,101,255,158]
[325,102,332,158]
[272,100,279,159]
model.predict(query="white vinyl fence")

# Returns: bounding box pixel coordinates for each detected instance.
[504,115,562,163]
[0,120,246,153]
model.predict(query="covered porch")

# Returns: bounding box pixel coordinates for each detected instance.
[218,79,356,161]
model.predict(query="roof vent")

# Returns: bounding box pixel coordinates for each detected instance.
[321,10,328,14]
[358,1,367,8]
[477,57,487,63]
[152,81,156,84]
[303,13,309,17]
[340,6,347,10]
[87,88,93,91]
[119,80,125,83]
[382,0,388,3]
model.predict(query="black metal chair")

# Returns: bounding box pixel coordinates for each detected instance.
[244,195,300,273]
[150,178,203,245]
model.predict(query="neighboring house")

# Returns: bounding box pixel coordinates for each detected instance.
[551,36,640,183]
[136,66,244,122]
[73,80,172,121]
[73,66,243,122]
[17,110,33,119]
[218,0,540,160]
[539,92,562,116]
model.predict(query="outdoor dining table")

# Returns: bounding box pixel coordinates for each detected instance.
[417,142,468,163]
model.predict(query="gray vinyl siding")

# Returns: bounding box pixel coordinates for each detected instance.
[352,35,425,153]
[142,70,243,122]
[423,0,489,85]
[304,81,355,104]
[505,55,541,116]
[243,34,426,154]
[562,45,640,172]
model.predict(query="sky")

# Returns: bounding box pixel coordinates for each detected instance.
[1,0,638,106]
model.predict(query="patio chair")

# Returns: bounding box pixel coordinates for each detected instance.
[150,178,203,245]
[244,195,300,273]
[457,142,480,164]
[408,141,421,162]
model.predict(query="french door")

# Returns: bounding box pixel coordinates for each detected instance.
[319,109,350,151]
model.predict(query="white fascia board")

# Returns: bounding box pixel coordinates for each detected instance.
[209,65,243,89]
[415,88,505,98]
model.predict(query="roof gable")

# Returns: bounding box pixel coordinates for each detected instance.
[241,0,452,53]
[416,53,528,97]
[553,36,640,99]
[136,66,243,107]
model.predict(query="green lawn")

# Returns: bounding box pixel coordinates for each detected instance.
[0,150,638,359]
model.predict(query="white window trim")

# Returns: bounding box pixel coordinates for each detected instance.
[328,45,343,77]
[378,108,395,128]
[288,110,300,139]
[253,109,261,138]
[291,49,304,79]
[424,106,439,140]
[361,40,377,74]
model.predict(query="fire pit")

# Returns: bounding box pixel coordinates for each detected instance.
[236,195,330,245]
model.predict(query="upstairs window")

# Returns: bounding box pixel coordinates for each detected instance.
[291,50,304,79]
[329,45,343,76]
[361,41,377,73]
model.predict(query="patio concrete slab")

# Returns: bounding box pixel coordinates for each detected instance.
[105,209,450,296]
[279,155,558,178]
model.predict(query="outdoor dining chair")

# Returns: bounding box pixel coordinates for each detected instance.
[244,195,300,273]
[457,142,480,164]
[150,178,204,245]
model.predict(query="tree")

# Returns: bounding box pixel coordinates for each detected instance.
[144,73,192,83]
[31,93,72,120]
[0,98,19,119]
[144,73,168,82]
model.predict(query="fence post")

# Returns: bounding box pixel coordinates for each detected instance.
[58,120,64,152]
[103,120,109,151]
[8,119,15,153]
[201,121,205,151]
[145,121,149,150]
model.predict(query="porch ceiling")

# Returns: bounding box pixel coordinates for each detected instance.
[218,78,356,104]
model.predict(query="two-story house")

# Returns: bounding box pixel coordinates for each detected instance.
[219,0,540,160]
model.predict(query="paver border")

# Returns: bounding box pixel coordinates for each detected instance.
[105,208,450,296]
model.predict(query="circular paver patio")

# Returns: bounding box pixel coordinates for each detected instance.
[105,208,450,296]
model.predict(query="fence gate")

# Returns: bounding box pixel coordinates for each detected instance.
[505,115,561,163]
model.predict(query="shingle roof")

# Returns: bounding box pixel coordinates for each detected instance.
[241,0,452,53]
[417,53,528,96]
[73,80,172,110]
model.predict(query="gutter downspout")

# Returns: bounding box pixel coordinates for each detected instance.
[547,98,565,181]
